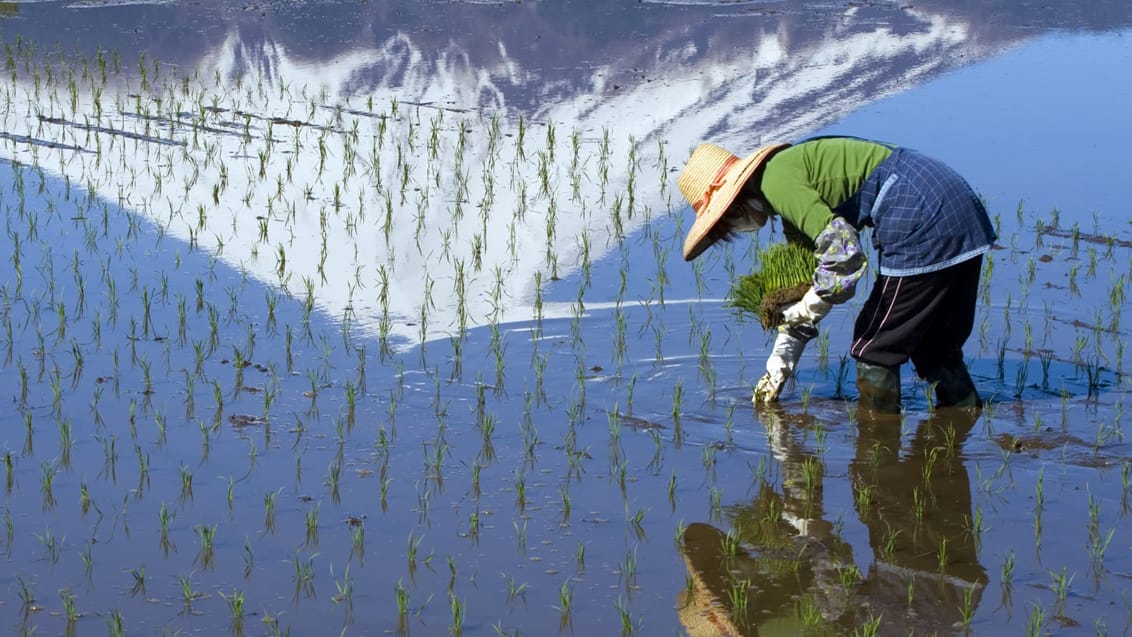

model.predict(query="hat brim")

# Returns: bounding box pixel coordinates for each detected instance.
[677,523,745,637]
[682,143,788,261]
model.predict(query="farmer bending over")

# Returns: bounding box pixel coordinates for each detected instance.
[678,136,996,413]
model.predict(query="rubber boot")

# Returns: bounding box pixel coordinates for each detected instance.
[922,360,981,408]
[856,362,901,415]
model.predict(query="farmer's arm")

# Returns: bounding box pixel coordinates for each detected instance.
[812,217,866,304]
[762,166,866,305]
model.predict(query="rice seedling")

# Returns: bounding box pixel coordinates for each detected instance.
[178,463,193,501]
[1049,566,1074,616]
[671,377,684,419]
[1026,602,1046,637]
[996,549,1016,595]
[326,459,341,502]
[910,484,927,523]
[40,460,57,509]
[57,586,79,625]
[194,524,216,571]
[3,450,13,494]
[499,571,528,606]
[725,577,751,621]
[855,612,883,637]
[292,550,317,599]
[836,564,862,589]
[447,590,466,635]
[260,487,281,533]
[554,578,574,627]
[330,563,353,609]
[1082,357,1103,399]
[559,484,572,524]
[105,609,125,637]
[406,529,424,570]
[127,564,146,596]
[176,572,202,608]
[708,485,725,519]
[219,587,245,623]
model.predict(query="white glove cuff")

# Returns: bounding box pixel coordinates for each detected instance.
[783,287,832,327]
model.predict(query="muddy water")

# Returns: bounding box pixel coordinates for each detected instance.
[1,2,1131,636]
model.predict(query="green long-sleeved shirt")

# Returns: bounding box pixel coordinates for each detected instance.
[759,138,892,239]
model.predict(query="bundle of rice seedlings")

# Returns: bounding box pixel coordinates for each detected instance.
[728,242,816,330]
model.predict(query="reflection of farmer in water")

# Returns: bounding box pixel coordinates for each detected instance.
[677,137,996,412]
[677,409,987,635]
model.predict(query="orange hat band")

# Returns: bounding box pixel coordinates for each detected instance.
[691,155,739,215]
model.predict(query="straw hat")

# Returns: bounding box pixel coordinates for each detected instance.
[679,143,790,261]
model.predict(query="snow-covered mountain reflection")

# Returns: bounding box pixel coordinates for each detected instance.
[0,2,1097,346]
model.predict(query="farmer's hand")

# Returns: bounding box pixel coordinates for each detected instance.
[754,324,817,404]
[781,288,832,327]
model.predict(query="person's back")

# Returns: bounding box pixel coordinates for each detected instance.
[677,136,994,412]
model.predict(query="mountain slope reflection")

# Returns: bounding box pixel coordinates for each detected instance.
[0,4,1015,348]
[2,2,1132,348]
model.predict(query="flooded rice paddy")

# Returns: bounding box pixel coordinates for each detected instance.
[1,2,1132,635]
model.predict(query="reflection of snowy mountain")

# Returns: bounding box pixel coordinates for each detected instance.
[0,5,1026,346]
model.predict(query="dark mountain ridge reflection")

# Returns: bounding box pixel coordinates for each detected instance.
[3,1,1131,118]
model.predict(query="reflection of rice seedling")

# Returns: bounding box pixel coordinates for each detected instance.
[729,242,816,330]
